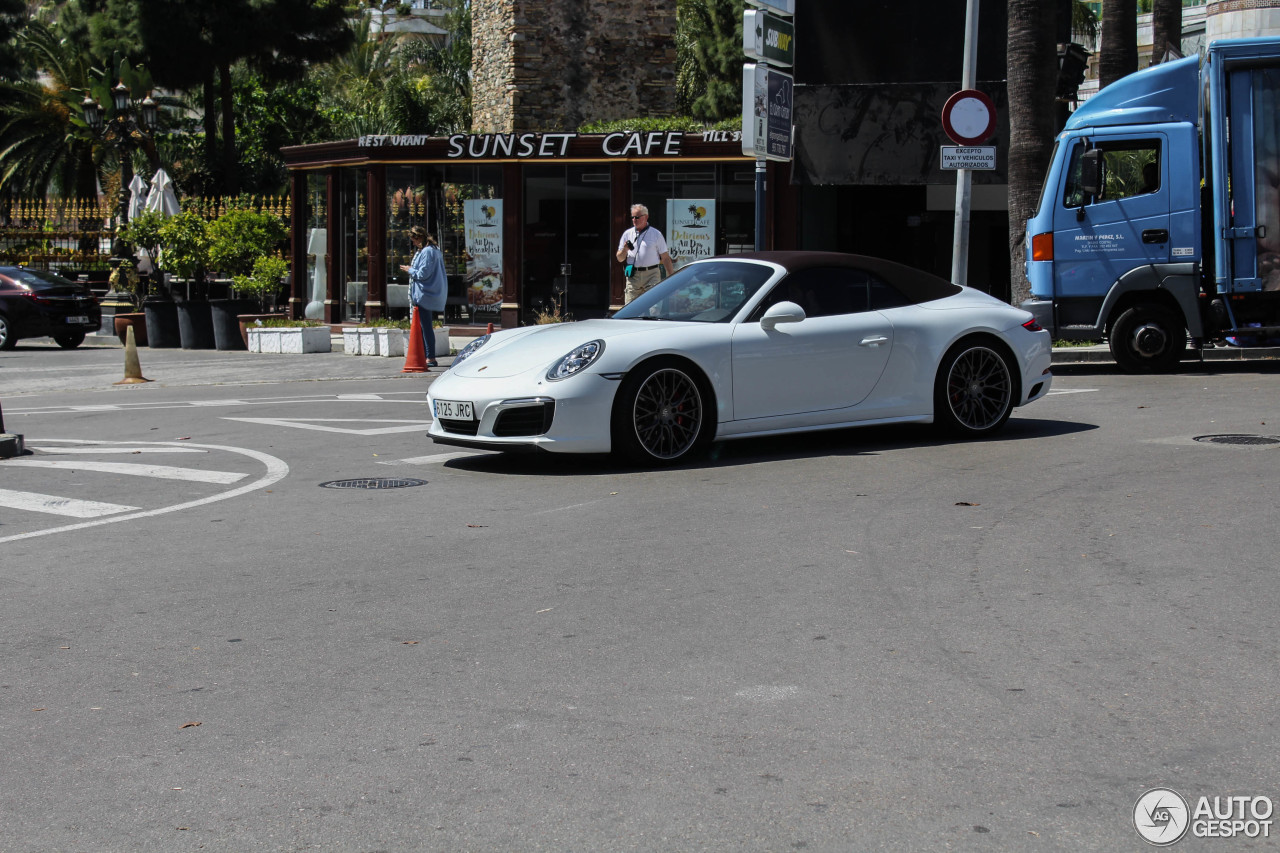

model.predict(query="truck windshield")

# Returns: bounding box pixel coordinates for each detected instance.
[1035,140,1060,213]
[1064,140,1161,207]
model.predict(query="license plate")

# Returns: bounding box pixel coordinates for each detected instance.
[434,399,474,420]
[66,315,89,324]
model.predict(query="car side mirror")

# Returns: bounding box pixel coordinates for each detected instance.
[1079,148,1103,198]
[760,300,806,330]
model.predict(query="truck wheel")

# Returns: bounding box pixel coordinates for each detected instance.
[1109,304,1185,373]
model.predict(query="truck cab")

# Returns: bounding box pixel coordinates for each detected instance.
[1024,39,1280,372]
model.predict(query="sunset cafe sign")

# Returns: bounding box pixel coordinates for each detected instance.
[356,129,743,158]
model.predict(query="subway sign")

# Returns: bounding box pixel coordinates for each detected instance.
[744,9,794,68]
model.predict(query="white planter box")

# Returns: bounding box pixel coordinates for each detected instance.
[358,327,380,356]
[248,327,280,353]
[281,326,332,353]
[376,328,406,357]
[342,328,361,355]
[249,326,331,354]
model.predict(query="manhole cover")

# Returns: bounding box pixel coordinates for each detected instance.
[1192,434,1280,446]
[319,477,429,489]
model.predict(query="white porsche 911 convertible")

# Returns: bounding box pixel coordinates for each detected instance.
[426,252,1053,465]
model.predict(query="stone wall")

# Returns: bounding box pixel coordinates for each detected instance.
[472,0,677,132]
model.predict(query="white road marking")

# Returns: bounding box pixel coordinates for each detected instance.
[4,393,428,416]
[382,451,501,465]
[0,489,138,518]
[1046,388,1097,395]
[223,417,433,435]
[3,459,248,484]
[25,446,207,455]
[0,440,289,544]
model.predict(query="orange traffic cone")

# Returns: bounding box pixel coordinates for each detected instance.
[486,322,494,334]
[402,306,428,373]
[114,325,152,385]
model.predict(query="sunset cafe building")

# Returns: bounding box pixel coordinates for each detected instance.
[280,130,795,330]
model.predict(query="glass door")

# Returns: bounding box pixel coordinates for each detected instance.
[522,166,611,324]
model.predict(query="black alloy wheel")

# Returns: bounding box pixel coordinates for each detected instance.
[935,340,1015,437]
[612,359,709,465]
[0,313,14,350]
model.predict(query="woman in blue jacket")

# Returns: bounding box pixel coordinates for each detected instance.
[401,225,448,367]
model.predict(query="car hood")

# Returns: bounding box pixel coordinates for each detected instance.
[451,318,671,378]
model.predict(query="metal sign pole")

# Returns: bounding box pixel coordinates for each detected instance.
[755,157,767,251]
[950,0,980,286]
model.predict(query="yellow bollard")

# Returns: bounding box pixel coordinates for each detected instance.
[113,325,152,385]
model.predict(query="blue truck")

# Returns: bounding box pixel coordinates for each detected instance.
[1023,37,1280,372]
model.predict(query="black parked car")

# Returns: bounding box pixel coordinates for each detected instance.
[0,266,102,349]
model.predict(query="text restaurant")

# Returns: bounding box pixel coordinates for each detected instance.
[280,130,795,329]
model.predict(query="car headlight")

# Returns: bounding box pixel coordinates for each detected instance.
[546,339,605,381]
[450,334,490,368]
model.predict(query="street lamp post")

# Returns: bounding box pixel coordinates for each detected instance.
[82,83,159,326]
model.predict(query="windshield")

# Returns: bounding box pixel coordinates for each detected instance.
[611,260,776,322]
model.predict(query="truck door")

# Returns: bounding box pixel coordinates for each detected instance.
[1053,136,1171,299]
[1225,67,1280,292]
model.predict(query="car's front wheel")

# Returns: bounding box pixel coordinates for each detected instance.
[54,330,86,349]
[934,339,1015,437]
[0,312,14,350]
[611,358,711,465]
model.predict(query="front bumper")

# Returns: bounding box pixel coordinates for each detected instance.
[426,371,619,454]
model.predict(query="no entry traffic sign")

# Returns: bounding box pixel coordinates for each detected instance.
[941,89,997,146]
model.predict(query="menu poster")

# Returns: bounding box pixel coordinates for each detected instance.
[463,199,503,315]
[665,199,717,270]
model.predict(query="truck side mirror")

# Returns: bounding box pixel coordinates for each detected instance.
[1079,148,1103,198]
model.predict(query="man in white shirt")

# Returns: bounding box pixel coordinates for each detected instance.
[616,204,675,304]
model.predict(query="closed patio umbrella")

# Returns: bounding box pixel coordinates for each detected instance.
[127,174,148,221]
[143,168,180,217]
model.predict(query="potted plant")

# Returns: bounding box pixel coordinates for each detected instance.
[247,318,331,354]
[108,259,147,346]
[205,211,286,350]
[233,255,289,346]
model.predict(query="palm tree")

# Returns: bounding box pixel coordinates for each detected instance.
[1099,0,1137,88]
[1151,0,1183,64]
[1006,0,1060,308]
[0,20,102,201]
[310,2,471,139]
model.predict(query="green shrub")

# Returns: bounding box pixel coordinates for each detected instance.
[207,210,288,277]
[157,212,212,282]
[256,318,324,328]
[233,255,289,310]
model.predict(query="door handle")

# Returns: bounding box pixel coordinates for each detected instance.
[859,335,889,346]
[1142,229,1169,244]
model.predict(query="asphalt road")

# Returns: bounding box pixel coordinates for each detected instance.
[2,343,1279,851]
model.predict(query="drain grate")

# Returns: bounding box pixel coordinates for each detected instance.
[319,477,429,489]
[1192,434,1280,447]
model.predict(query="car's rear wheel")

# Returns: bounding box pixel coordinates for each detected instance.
[53,330,86,349]
[0,313,14,350]
[934,339,1015,437]
[611,358,710,465]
